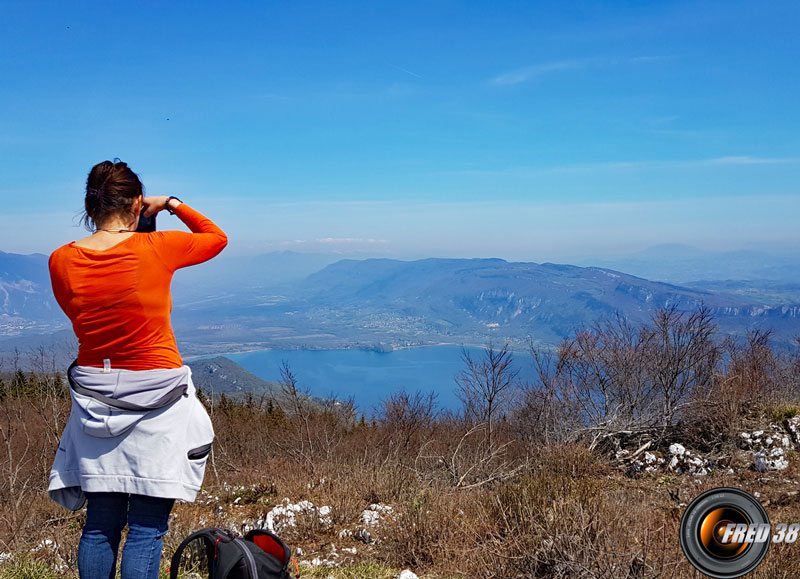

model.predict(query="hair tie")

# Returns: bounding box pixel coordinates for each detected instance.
[87,187,104,200]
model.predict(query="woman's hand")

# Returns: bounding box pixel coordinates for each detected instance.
[142,196,168,217]
[142,196,181,217]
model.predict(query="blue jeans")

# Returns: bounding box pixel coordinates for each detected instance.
[78,492,175,579]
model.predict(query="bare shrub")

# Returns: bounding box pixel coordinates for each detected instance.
[680,329,800,452]
[5,315,800,577]
[0,359,71,551]
[545,313,660,432]
[514,344,580,445]
[520,306,721,454]
[378,390,438,464]
[271,361,355,477]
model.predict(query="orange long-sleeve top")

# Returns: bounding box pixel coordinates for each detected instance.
[49,203,227,370]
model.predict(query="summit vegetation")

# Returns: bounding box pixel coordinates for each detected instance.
[1,307,800,578]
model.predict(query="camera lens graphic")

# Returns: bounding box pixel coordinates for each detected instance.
[698,506,750,559]
[680,488,770,578]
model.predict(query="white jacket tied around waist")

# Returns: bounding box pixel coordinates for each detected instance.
[48,363,214,511]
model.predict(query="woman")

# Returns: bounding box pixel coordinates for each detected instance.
[48,159,227,578]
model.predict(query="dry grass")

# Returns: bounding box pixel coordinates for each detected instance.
[4,396,798,579]
[2,330,800,578]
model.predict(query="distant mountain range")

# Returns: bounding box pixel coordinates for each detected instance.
[0,251,67,335]
[285,257,799,345]
[2,249,799,361]
[578,244,800,284]
[171,255,800,353]
[171,250,344,299]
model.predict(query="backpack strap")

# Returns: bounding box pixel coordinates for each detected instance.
[170,528,227,579]
[233,537,259,577]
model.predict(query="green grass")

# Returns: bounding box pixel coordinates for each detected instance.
[770,404,800,422]
[0,556,63,579]
[303,562,405,578]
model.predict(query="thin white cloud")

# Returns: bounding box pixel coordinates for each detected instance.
[562,156,798,171]
[492,55,673,86]
[445,156,799,177]
[282,238,388,246]
[629,55,674,64]
[703,156,791,166]
[390,64,422,79]
[492,59,588,86]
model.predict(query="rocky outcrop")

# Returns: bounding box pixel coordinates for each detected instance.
[613,415,800,476]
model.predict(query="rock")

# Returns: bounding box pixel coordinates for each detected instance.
[361,509,381,526]
[669,443,686,456]
[785,416,800,445]
[740,423,794,471]
[395,571,419,579]
[265,499,333,533]
[754,448,789,472]
[667,445,712,476]
[364,504,393,520]
[302,557,336,568]
[360,503,394,526]
[628,450,665,474]
[356,528,373,544]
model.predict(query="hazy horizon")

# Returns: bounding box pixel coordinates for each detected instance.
[4,237,800,266]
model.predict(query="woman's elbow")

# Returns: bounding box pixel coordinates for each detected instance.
[216,231,228,252]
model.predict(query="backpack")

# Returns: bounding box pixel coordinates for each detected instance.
[170,527,299,579]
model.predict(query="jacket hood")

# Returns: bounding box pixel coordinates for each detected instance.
[68,363,190,438]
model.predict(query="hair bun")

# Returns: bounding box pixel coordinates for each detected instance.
[82,160,144,231]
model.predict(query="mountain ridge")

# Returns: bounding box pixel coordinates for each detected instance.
[2,250,799,356]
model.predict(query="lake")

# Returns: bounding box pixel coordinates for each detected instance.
[226,345,532,415]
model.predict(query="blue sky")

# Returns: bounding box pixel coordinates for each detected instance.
[1,0,799,260]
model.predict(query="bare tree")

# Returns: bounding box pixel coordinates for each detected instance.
[647,305,719,427]
[455,343,519,450]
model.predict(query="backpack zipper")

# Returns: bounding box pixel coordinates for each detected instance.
[233,538,258,577]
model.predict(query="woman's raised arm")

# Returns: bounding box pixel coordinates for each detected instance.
[148,198,228,270]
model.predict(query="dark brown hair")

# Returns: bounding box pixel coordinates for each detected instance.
[82,159,144,230]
